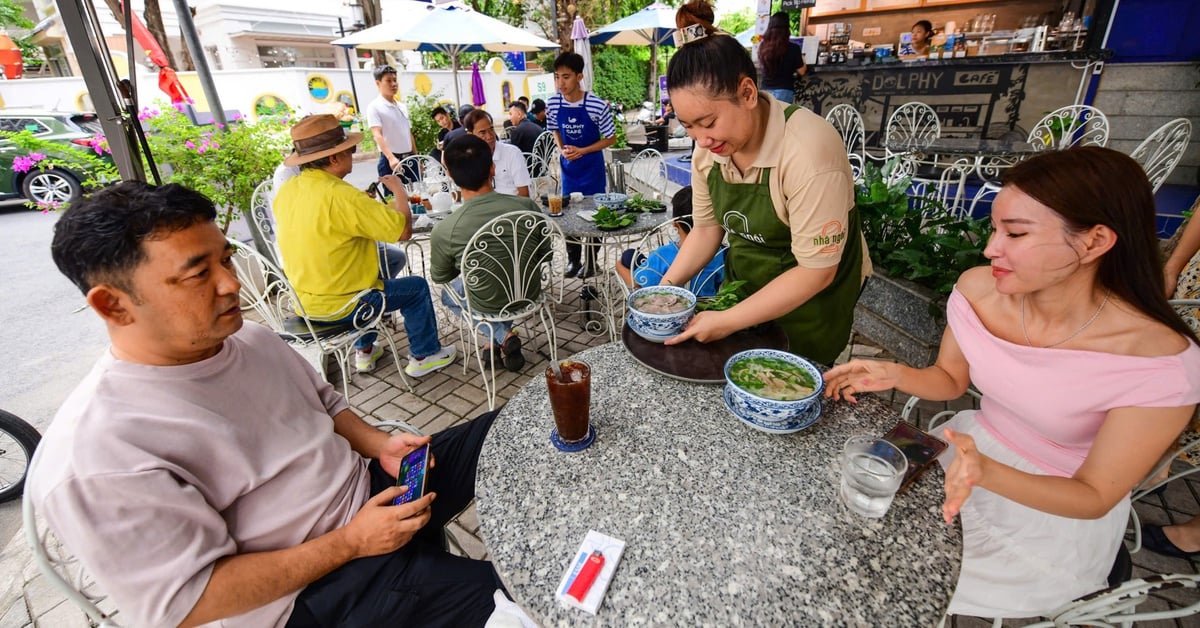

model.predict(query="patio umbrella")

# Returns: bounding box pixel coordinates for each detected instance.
[331,1,559,109]
[589,2,679,105]
[470,61,486,106]
[571,16,593,93]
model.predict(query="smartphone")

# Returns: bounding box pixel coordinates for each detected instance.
[366,181,380,199]
[882,421,949,493]
[392,443,430,506]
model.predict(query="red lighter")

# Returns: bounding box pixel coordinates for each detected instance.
[566,551,605,602]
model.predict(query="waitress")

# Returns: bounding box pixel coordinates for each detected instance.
[661,0,869,365]
[908,20,934,56]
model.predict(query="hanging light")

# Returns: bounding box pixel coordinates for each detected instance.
[348,1,365,30]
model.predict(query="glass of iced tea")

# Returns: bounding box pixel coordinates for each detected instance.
[547,194,563,216]
[546,359,594,451]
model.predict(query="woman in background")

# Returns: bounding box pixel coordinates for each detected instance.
[825,147,1200,618]
[757,12,807,104]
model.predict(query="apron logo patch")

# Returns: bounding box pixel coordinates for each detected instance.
[721,211,766,245]
[814,220,846,254]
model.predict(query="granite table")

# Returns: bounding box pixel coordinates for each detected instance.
[476,343,963,626]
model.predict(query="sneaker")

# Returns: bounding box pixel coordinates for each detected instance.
[355,344,385,373]
[405,344,457,377]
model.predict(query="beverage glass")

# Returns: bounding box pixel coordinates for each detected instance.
[547,194,564,216]
[839,435,907,518]
[546,359,594,451]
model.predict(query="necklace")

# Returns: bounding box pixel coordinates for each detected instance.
[1020,290,1111,348]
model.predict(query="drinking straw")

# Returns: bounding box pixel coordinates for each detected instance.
[550,358,564,382]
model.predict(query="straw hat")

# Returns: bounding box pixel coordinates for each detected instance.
[284,114,363,166]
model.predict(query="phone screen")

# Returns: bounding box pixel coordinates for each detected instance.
[883,421,949,490]
[392,444,429,506]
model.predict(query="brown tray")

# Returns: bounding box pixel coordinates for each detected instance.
[621,321,789,384]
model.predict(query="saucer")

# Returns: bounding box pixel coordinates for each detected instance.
[721,386,821,435]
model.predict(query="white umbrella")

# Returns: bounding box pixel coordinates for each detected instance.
[589,2,679,105]
[332,1,560,109]
[571,16,593,93]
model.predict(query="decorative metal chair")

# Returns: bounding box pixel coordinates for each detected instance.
[395,154,455,196]
[24,493,122,627]
[1130,118,1192,193]
[628,148,668,201]
[438,211,563,409]
[1027,105,1109,151]
[532,131,559,172]
[885,101,941,154]
[824,103,866,179]
[522,151,555,200]
[248,179,282,267]
[229,239,412,398]
[1021,574,1200,627]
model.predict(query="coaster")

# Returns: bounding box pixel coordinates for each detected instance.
[551,425,596,452]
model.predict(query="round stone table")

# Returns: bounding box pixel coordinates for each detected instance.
[476,343,962,626]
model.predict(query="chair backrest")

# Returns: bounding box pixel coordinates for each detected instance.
[248,179,282,267]
[628,148,667,200]
[522,151,553,199]
[629,219,727,298]
[1130,117,1192,193]
[532,131,558,168]
[396,154,455,195]
[885,101,941,150]
[1024,574,1200,627]
[460,210,563,319]
[23,493,122,626]
[825,104,866,177]
[1027,105,1109,151]
[625,123,648,146]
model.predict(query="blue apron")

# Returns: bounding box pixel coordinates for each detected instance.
[558,94,607,195]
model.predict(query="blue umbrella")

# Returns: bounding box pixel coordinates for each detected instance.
[470,61,486,107]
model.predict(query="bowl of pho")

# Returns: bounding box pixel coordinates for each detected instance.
[723,349,824,433]
[626,285,696,343]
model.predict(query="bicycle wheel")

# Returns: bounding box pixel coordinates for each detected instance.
[0,409,41,504]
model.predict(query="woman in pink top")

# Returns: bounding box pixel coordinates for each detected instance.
[825,147,1200,619]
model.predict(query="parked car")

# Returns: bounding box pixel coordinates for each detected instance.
[0,109,109,206]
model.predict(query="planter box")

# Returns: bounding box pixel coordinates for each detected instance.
[853,271,946,367]
[607,147,633,163]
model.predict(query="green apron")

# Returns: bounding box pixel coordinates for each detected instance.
[708,106,864,365]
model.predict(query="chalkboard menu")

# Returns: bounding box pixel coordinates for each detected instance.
[780,0,817,9]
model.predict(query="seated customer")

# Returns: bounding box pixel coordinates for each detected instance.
[462,108,531,197]
[28,180,504,627]
[506,101,544,155]
[824,147,1200,619]
[274,114,455,376]
[431,135,549,372]
[616,186,725,296]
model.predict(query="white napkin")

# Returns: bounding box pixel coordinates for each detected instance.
[485,590,538,628]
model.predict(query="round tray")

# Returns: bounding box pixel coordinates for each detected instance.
[621,321,789,384]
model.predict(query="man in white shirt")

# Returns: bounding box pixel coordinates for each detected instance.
[366,65,417,182]
[462,108,530,197]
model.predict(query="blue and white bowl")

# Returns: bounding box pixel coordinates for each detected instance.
[723,349,825,433]
[593,192,628,209]
[626,285,696,343]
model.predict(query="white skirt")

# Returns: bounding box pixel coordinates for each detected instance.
[938,410,1129,618]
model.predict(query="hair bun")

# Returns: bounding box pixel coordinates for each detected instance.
[676,0,717,32]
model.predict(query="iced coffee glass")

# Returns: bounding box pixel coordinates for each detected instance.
[546,359,594,451]
[547,194,564,216]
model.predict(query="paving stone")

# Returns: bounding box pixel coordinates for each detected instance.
[458,502,481,534]
[445,524,488,560]
[410,405,447,432]
[355,387,403,414]
[436,394,478,420]
[372,402,412,423]
[30,600,89,628]
[421,411,461,435]
[0,599,29,628]
[349,380,393,406]
[20,577,67,623]
[452,384,489,407]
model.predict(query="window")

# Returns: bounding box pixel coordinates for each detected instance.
[0,118,50,134]
[257,45,337,69]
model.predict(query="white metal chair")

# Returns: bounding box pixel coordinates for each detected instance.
[522,151,556,200]
[825,103,866,180]
[624,123,649,150]
[395,154,455,196]
[1130,118,1192,193]
[229,240,412,398]
[1022,574,1200,627]
[532,131,558,171]
[438,211,564,409]
[248,179,282,267]
[885,101,941,153]
[628,148,668,201]
[1027,105,1109,151]
[24,493,122,626]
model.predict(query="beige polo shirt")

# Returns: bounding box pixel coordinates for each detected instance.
[691,95,871,277]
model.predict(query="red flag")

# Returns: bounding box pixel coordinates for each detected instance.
[119,1,189,103]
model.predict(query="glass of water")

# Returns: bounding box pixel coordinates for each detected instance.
[840,435,908,519]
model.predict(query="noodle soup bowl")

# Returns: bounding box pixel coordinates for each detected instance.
[626,285,696,343]
[723,349,825,433]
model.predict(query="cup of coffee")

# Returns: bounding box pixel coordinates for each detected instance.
[546,359,595,451]
[839,435,907,518]
[547,194,564,216]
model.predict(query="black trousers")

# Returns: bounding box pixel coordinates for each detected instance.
[286,411,502,628]
[566,239,598,266]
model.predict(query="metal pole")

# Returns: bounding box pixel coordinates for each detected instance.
[171,0,227,128]
[337,18,362,114]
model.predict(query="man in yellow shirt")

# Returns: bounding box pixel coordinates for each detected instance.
[274,115,456,377]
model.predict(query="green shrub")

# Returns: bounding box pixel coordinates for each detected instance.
[592,46,649,109]
[856,159,992,301]
[405,91,445,155]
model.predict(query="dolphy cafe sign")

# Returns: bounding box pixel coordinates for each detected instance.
[868,68,1010,95]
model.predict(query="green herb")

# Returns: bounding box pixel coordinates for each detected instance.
[624,194,666,213]
[593,205,637,228]
[695,280,746,312]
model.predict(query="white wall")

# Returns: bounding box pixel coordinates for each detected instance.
[0,61,541,119]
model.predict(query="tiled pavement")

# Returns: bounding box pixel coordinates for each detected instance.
[3,256,1199,626]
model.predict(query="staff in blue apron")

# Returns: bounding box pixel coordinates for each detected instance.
[548,52,617,278]
[659,1,869,366]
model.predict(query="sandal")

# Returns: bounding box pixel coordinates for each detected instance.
[1141,524,1200,558]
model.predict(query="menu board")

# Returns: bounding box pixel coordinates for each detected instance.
[809,0,862,16]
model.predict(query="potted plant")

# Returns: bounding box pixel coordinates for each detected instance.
[853,159,992,365]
